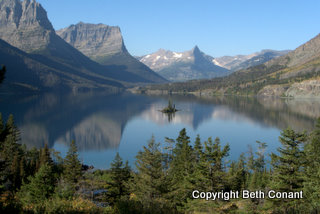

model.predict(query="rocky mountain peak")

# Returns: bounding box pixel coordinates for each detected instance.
[139,46,230,81]
[57,22,128,60]
[192,45,200,53]
[0,0,53,30]
[0,0,55,52]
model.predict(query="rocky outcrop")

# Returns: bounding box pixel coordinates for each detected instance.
[257,85,287,97]
[57,22,127,60]
[57,22,167,83]
[258,79,320,98]
[285,79,320,98]
[0,0,55,52]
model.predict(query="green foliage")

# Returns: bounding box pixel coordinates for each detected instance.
[304,118,320,212]
[2,111,320,213]
[105,153,132,205]
[132,136,168,211]
[18,163,56,205]
[169,128,194,208]
[161,99,177,113]
[270,128,306,212]
[203,137,230,191]
[63,140,83,185]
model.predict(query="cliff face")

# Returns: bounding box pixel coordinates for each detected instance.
[0,0,55,52]
[57,22,127,60]
[57,22,167,83]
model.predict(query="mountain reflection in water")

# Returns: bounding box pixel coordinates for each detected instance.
[0,92,319,168]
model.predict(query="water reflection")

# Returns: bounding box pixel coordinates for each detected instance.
[0,92,157,150]
[0,92,319,167]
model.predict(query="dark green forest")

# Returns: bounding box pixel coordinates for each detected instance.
[1,113,320,213]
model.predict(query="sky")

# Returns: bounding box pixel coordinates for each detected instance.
[37,0,320,57]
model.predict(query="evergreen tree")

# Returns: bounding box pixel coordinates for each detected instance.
[248,141,268,190]
[18,163,56,205]
[227,153,247,191]
[190,135,209,192]
[63,140,82,186]
[169,128,194,208]
[270,128,306,213]
[204,137,230,191]
[133,136,166,210]
[304,118,320,211]
[0,115,24,192]
[39,143,53,167]
[0,113,4,142]
[105,153,131,205]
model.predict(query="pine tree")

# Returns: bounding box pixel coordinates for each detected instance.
[228,153,247,191]
[63,140,82,185]
[248,141,268,190]
[0,115,23,192]
[10,154,21,190]
[204,137,230,191]
[39,143,53,167]
[105,153,131,205]
[169,128,194,208]
[4,114,20,143]
[190,135,209,192]
[0,113,4,142]
[133,136,165,210]
[270,128,306,213]
[304,118,320,211]
[18,163,56,205]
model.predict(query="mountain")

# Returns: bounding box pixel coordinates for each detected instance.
[138,46,230,81]
[213,49,291,71]
[0,0,164,93]
[57,22,166,83]
[0,38,124,92]
[143,34,320,98]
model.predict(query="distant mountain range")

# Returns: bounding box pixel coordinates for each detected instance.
[138,47,289,81]
[143,33,320,98]
[213,49,291,71]
[0,0,165,93]
[0,0,318,96]
[138,46,230,81]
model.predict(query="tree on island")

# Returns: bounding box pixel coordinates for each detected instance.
[161,99,178,113]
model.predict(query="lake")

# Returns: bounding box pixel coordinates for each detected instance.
[0,92,319,169]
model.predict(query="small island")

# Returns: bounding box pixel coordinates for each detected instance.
[161,100,178,113]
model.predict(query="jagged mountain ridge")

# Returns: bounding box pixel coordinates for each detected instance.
[57,22,166,83]
[139,46,230,81]
[144,33,320,98]
[0,0,165,93]
[213,49,291,71]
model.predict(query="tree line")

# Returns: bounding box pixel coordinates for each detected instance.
[0,113,320,213]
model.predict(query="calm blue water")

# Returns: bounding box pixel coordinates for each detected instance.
[0,92,319,169]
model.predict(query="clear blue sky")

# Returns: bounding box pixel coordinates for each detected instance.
[37,0,320,57]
